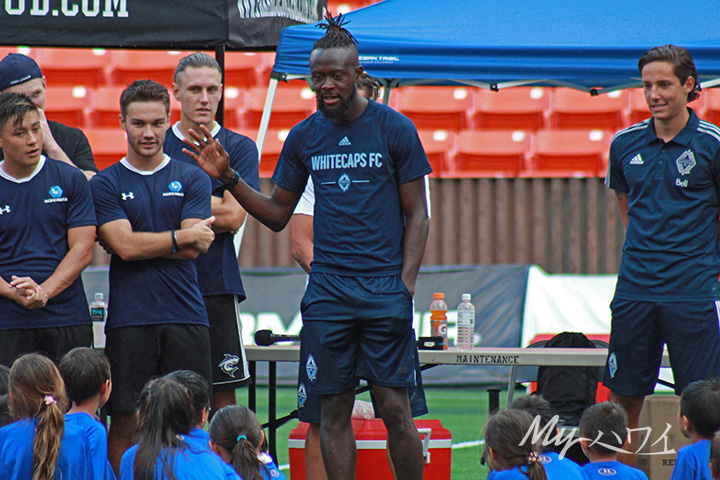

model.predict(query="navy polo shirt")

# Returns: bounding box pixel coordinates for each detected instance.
[606,109,720,301]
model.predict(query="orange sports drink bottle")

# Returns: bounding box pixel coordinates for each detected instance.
[430,292,448,350]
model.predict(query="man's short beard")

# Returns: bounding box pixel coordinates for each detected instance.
[317,86,357,120]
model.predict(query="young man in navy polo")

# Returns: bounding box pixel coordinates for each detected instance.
[90,80,215,475]
[605,44,720,465]
[0,92,96,366]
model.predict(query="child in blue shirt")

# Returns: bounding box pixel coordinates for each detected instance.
[119,377,238,480]
[504,395,586,480]
[483,408,548,480]
[0,353,93,480]
[580,402,648,480]
[209,404,287,480]
[671,378,720,480]
[59,347,116,480]
[165,370,212,450]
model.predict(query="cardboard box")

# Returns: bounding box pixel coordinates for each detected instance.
[635,395,691,480]
[288,419,452,480]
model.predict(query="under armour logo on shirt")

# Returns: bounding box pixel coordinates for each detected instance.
[0,205,10,214]
[121,192,135,200]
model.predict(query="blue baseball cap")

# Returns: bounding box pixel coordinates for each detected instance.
[0,53,42,91]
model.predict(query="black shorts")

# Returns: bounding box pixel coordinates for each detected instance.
[104,324,212,413]
[203,294,250,389]
[0,324,92,366]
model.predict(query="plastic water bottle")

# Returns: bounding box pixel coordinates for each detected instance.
[456,293,475,350]
[430,293,448,350]
[89,293,107,322]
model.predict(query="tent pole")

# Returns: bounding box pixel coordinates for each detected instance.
[215,46,225,126]
[256,78,279,159]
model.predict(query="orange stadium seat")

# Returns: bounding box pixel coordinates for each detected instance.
[90,87,124,128]
[34,48,108,88]
[417,129,456,177]
[701,89,720,125]
[44,86,91,128]
[398,86,474,131]
[223,53,266,89]
[257,128,288,177]
[452,130,532,178]
[529,129,610,177]
[550,89,629,132]
[218,87,248,130]
[245,85,316,129]
[85,128,127,170]
[474,87,550,131]
[109,50,188,87]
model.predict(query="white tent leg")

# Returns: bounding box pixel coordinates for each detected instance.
[256,78,279,159]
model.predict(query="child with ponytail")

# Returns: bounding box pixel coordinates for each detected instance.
[484,408,548,480]
[209,405,286,480]
[119,377,238,480]
[0,353,93,480]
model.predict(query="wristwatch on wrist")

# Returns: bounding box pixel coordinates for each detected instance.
[213,170,240,194]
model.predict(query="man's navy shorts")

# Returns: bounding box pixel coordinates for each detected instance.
[604,298,720,396]
[298,272,418,396]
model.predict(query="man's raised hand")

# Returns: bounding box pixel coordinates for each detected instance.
[182,125,231,180]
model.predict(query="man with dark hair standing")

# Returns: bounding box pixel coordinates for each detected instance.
[0,53,97,179]
[605,44,720,465]
[164,52,259,412]
[0,92,96,366]
[90,80,215,474]
[184,14,430,479]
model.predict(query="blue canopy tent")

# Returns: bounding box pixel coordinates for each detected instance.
[256,0,720,147]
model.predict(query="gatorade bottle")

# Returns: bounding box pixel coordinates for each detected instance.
[430,292,448,350]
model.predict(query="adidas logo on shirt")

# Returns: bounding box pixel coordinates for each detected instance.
[629,154,644,165]
[338,136,351,146]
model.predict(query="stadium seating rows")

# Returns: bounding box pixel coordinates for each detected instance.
[5,46,716,178]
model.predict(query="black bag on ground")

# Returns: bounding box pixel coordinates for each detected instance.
[535,332,598,426]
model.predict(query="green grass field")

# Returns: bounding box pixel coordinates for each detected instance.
[240,385,513,479]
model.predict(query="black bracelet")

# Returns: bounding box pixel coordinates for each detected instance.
[212,170,240,195]
[171,230,179,253]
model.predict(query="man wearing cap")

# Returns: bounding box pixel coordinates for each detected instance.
[0,53,97,179]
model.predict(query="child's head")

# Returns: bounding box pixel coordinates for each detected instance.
[133,377,194,480]
[679,378,720,439]
[8,353,67,480]
[579,402,628,458]
[164,369,210,429]
[710,430,720,479]
[509,395,558,454]
[0,394,11,428]
[484,409,547,480]
[209,404,267,480]
[58,347,111,408]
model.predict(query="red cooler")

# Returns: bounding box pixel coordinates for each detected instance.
[288,419,452,480]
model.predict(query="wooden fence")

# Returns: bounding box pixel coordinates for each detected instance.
[91,177,626,274]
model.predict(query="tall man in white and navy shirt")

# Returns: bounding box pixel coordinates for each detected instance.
[0,92,96,367]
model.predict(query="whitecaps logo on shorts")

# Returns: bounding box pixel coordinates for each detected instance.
[608,352,618,378]
[297,383,307,408]
[306,354,318,382]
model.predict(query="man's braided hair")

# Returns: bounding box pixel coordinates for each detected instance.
[313,11,358,51]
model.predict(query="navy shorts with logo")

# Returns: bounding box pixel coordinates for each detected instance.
[297,333,428,423]
[604,298,720,396]
[298,272,418,398]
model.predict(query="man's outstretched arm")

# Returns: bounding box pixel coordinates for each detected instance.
[183,125,300,232]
